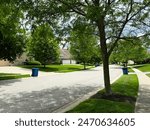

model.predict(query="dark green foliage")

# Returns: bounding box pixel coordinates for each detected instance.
[135,57,150,64]
[0,33,25,62]
[13,0,150,94]
[27,24,60,67]
[25,61,41,65]
[70,25,101,69]
[110,39,148,66]
[0,0,25,62]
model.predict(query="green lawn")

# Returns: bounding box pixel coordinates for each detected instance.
[0,73,30,80]
[134,64,150,72]
[128,67,134,72]
[67,74,139,113]
[146,74,150,78]
[18,64,94,73]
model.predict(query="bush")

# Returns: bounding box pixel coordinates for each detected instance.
[134,57,150,64]
[25,61,41,65]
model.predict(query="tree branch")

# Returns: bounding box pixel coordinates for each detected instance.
[85,0,90,5]
[107,32,150,41]
[108,0,134,56]
[127,2,150,22]
[92,0,100,6]
[109,1,150,55]
[141,21,150,28]
[56,0,86,16]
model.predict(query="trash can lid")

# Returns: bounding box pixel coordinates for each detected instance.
[32,68,39,69]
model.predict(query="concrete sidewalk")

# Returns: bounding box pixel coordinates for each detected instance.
[133,68,150,113]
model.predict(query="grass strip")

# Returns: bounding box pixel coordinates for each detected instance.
[67,74,139,113]
[0,73,30,80]
[18,64,94,73]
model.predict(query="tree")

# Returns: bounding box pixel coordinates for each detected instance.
[110,38,148,66]
[27,24,60,67]
[20,0,150,95]
[0,0,25,62]
[70,24,101,69]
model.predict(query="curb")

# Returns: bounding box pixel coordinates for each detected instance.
[132,68,140,113]
[52,87,101,113]
[52,73,123,113]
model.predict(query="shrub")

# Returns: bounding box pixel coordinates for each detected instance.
[26,61,41,65]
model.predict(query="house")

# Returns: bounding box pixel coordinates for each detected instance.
[0,50,76,66]
[60,49,76,64]
[0,53,27,66]
[0,60,11,66]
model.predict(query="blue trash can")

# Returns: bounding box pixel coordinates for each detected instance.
[122,67,128,75]
[32,68,39,77]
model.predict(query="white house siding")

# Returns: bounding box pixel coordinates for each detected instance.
[62,59,76,64]
[71,60,76,64]
[128,60,134,65]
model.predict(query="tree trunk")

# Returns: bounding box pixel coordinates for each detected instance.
[125,61,128,67]
[102,54,112,95]
[83,62,86,70]
[97,17,112,95]
[44,64,46,68]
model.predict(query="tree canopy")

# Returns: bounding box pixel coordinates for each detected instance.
[110,38,148,66]
[70,25,101,69]
[14,0,150,94]
[0,0,25,62]
[27,24,60,67]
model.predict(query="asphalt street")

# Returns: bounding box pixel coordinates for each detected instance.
[0,65,122,112]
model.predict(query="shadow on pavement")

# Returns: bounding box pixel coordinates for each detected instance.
[0,79,22,87]
[0,86,99,113]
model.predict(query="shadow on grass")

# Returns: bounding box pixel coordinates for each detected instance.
[39,67,59,72]
[91,92,136,104]
[19,65,59,72]
[0,72,30,82]
[19,65,93,73]
[133,65,144,68]
[67,74,138,113]
[0,73,30,87]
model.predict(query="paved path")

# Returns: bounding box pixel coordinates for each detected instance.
[0,65,122,113]
[133,68,150,113]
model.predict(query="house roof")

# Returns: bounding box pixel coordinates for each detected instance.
[60,49,72,60]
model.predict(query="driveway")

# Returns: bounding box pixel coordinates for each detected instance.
[0,66,56,77]
[0,65,122,112]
